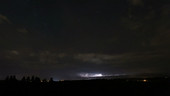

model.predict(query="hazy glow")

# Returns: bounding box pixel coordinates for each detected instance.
[79,73,103,78]
[93,74,103,77]
[78,73,127,78]
[112,74,127,76]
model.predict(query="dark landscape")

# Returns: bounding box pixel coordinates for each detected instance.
[0,76,170,96]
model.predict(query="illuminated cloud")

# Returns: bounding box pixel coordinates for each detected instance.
[10,50,19,55]
[0,14,12,24]
[78,73,103,78]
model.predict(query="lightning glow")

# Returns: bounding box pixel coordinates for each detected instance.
[78,73,103,78]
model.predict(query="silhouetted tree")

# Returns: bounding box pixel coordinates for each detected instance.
[26,76,30,82]
[31,76,35,82]
[8,75,17,81]
[35,77,41,83]
[21,76,26,82]
[42,79,47,83]
[5,76,9,81]
[9,75,13,81]
[49,77,54,83]
[12,75,17,81]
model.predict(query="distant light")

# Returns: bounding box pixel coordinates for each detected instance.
[143,79,148,82]
[79,73,103,78]
[93,74,103,77]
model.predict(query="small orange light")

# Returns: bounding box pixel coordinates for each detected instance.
[143,79,147,82]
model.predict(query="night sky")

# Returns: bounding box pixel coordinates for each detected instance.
[0,0,170,80]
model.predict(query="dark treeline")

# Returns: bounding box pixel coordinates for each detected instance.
[0,76,170,96]
[4,75,54,83]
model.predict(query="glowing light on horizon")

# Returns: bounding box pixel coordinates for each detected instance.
[79,73,103,78]
[93,74,103,77]
[78,73,127,78]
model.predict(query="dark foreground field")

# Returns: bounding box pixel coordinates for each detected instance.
[0,77,170,96]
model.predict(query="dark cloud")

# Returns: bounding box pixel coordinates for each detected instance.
[128,0,143,6]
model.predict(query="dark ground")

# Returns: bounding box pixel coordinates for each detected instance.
[0,77,170,96]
